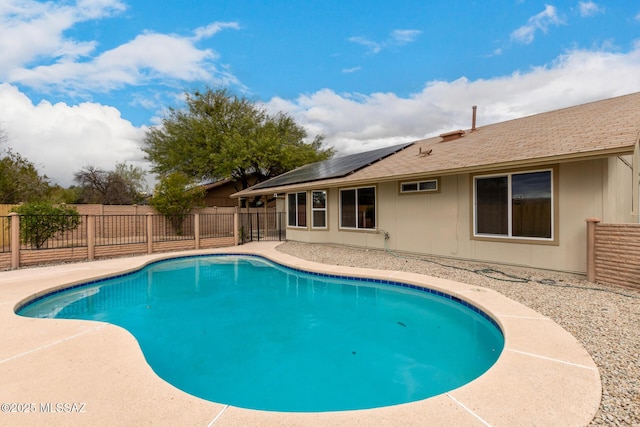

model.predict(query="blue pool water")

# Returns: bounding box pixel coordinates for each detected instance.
[18,255,504,412]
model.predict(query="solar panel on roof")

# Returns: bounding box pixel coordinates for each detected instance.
[249,142,414,190]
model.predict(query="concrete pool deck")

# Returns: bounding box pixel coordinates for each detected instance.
[0,242,600,426]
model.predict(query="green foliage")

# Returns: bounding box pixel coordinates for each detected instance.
[149,172,205,235]
[47,185,83,204]
[143,88,334,197]
[74,162,147,205]
[11,202,81,249]
[0,149,52,204]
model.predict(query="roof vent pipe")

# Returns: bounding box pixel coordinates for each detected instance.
[472,105,477,131]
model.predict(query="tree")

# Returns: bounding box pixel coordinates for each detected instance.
[0,125,52,203]
[74,162,147,205]
[11,202,81,249]
[0,148,51,204]
[48,185,82,204]
[143,88,334,196]
[149,172,205,235]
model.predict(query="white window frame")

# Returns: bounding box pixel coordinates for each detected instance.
[287,192,307,228]
[400,179,439,193]
[473,168,554,241]
[311,190,327,229]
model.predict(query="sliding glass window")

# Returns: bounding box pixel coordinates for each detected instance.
[287,192,307,227]
[474,170,553,240]
[340,187,376,229]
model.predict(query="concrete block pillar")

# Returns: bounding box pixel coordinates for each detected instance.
[586,218,601,283]
[10,213,19,269]
[146,213,154,254]
[87,215,95,261]
[234,212,239,246]
[194,213,200,249]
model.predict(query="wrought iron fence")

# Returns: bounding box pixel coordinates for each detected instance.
[7,213,240,249]
[18,214,88,250]
[1,212,245,269]
[1,216,9,253]
[152,214,195,242]
[239,212,285,243]
[95,215,147,246]
[200,213,235,238]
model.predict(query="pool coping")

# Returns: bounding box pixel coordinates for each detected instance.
[0,242,601,426]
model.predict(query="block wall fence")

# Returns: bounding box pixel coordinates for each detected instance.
[586,219,640,289]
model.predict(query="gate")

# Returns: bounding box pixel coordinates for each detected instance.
[238,212,286,243]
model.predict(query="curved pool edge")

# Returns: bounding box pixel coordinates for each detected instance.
[0,241,601,427]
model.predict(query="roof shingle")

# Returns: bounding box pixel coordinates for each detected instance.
[234,92,640,197]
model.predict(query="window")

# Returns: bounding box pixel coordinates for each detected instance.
[340,187,376,229]
[311,191,327,228]
[474,170,553,239]
[287,192,307,227]
[400,179,438,193]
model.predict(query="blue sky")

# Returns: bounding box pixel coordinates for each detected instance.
[1,0,640,186]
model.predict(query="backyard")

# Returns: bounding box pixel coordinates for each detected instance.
[277,241,640,426]
[0,238,636,425]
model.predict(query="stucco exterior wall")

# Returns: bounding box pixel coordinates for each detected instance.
[603,155,635,223]
[285,157,634,274]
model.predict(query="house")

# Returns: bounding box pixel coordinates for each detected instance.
[232,92,640,274]
[202,179,245,207]
[202,177,274,208]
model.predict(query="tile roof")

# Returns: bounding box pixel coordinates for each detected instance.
[234,92,640,197]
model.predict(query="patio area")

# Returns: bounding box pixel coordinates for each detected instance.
[0,242,600,426]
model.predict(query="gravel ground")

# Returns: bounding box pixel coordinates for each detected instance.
[277,242,640,426]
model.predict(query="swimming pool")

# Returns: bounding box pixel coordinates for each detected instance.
[17,254,504,412]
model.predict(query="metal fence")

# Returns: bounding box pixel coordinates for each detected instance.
[239,212,285,243]
[0,216,9,253]
[18,214,88,250]
[152,214,195,242]
[4,212,241,250]
[0,212,244,270]
[200,213,235,238]
[0,211,285,269]
[0,213,240,253]
[95,214,147,246]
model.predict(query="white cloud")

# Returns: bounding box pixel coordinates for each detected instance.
[75,0,127,19]
[348,36,382,54]
[0,0,240,97]
[342,66,362,74]
[578,1,604,17]
[9,31,239,95]
[0,0,125,76]
[390,30,421,44]
[0,83,147,187]
[349,29,421,54]
[192,21,241,42]
[266,47,640,156]
[511,5,564,44]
